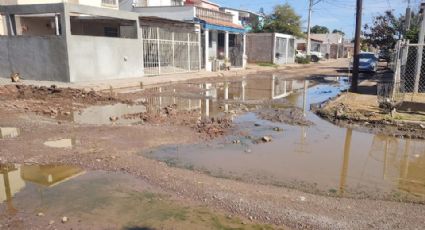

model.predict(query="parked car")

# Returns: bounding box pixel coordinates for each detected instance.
[296,50,306,58]
[310,51,323,62]
[295,50,322,62]
[350,52,378,72]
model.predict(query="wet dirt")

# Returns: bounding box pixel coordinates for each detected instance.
[256,107,314,126]
[0,164,279,230]
[1,69,425,229]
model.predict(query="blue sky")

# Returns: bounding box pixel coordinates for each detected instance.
[213,0,415,38]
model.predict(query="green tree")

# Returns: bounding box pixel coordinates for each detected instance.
[311,25,329,34]
[363,10,420,50]
[332,29,345,36]
[262,4,303,37]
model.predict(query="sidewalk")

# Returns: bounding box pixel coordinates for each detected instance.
[0,59,348,91]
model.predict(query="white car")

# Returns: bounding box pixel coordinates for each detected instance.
[310,51,323,62]
[296,50,323,62]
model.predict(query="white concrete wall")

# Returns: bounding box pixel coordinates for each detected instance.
[145,0,184,6]
[208,30,217,59]
[67,35,144,82]
[131,5,195,21]
[0,16,6,35]
[223,9,240,26]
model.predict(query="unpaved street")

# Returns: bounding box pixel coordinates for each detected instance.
[1,60,425,230]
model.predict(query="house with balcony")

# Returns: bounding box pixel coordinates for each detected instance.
[120,0,247,71]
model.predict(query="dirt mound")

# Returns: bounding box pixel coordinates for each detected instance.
[0,85,120,104]
[194,117,233,138]
[257,107,314,126]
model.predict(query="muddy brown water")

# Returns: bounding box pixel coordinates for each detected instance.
[0,164,278,229]
[139,75,425,202]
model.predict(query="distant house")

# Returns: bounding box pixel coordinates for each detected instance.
[296,37,323,53]
[219,7,263,32]
[247,33,296,65]
[343,42,354,58]
[310,33,344,59]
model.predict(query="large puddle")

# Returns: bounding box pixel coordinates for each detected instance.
[141,75,425,202]
[0,164,278,229]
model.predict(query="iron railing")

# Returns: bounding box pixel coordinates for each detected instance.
[195,7,233,24]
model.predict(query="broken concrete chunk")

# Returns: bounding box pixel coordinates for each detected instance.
[0,127,19,139]
[262,136,272,142]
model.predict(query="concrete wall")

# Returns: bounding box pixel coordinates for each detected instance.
[0,36,70,81]
[208,30,217,58]
[246,33,274,63]
[67,35,144,82]
[0,16,5,35]
[131,6,195,21]
[222,9,240,26]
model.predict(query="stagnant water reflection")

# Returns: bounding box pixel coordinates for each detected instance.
[142,76,425,202]
[0,164,277,229]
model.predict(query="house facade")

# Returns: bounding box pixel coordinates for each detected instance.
[247,33,296,65]
[121,0,247,71]
[0,0,248,82]
[310,33,344,59]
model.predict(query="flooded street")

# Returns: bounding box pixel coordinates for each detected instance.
[143,76,425,202]
[1,71,425,229]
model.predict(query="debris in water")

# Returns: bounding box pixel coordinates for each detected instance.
[273,127,284,132]
[257,108,314,126]
[262,136,272,143]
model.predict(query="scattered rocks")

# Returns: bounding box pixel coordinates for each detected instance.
[109,116,119,122]
[232,139,241,144]
[61,217,68,223]
[49,220,55,225]
[10,73,21,82]
[262,136,272,143]
[257,108,314,126]
[272,127,284,132]
[37,212,44,217]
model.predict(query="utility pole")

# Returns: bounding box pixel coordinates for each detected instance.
[306,0,313,56]
[414,4,425,94]
[306,0,322,57]
[352,0,363,92]
[404,0,411,34]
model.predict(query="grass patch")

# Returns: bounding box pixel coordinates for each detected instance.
[257,62,278,68]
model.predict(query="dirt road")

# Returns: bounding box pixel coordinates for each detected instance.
[1,60,425,230]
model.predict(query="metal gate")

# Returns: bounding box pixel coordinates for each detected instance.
[142,26,200,76]
[275,37,288,65]
[229,34,243,67]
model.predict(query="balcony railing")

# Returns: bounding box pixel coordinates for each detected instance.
[195,7,233,24]
[101,0,118,8]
